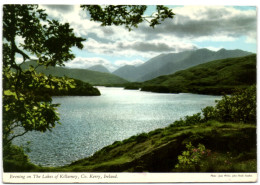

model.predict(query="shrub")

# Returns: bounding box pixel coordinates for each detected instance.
[215,85,256,123]
[202,106,217,122]
[175,142,211,171]
[201,85,256,124]
[135,133,149,143]
[172,113,203,127]
[184,113,203,125]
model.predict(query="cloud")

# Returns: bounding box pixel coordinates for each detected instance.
[39,5,100,38]
[80,6,256,59]
[118,42,174,52]
[83,38,196,58]
[114,59,145,68]
[199,46,224,51]
[15,56,24,64]
[65,57,113,70]
[65,57,146,72]
[35,5,256,70]
[43,5,74,12]
[138,6,257,42]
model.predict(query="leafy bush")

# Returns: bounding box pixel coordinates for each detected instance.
[216,85,256,123]
[171,113,203,127]
[184,113,203,125]
[201,106,217,122]
[171,85,256,128]
[202,85,256,123]
[175,142,211,171]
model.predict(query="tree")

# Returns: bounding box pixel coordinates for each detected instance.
[2,5,174,148]
[2,5,85,147]
[81,5,175,31]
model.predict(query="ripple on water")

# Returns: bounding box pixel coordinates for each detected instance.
[13,87,221,167]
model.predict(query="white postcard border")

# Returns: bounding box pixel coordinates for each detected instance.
[2,172,258,183]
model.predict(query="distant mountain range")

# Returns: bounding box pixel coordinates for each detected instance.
[88,65,110,73]
[20,48,253,87]
[113,48,253,82]
[21,61,128,85]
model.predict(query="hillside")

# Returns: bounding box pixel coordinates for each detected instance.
[113,48,252,82]
[113,65,138,82]
[21,61,128,85]
[88,65,110,73]
[34,78,101,97]
[140,54,256,95]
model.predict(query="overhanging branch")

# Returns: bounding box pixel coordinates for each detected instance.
[6,130,29,145]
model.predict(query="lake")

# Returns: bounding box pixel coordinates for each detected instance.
[13,87,221,167]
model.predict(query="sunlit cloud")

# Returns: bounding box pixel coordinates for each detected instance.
[65,57,110,68]
[114,59,145,68]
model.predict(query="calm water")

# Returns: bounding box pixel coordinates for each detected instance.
[13,87,221,167]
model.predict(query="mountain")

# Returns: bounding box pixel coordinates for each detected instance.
[112,65,138,82]
[113,48,253,82]
[88,65,110,73]
[140,54,256,95]
[21,61,128,85]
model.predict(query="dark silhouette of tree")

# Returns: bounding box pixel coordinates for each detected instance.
[81,5,175,30]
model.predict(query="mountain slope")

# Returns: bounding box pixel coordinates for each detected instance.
[88,65,110,73]
[21,61,128,85]
[113,48,252,82]
[113,65,138,82]
[140,54,256,94]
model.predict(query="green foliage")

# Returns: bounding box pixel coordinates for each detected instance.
[135,133,149,143]
[175,142,211,171]
[198,151,256,172]
[171,113,203,127]
[175,145,256,172]
[33,78,101,96]
[121,132,149,145]
[2,4,85,147]
[170,85,256,128]
[184,113,203,125]
[202,85,256,123]
[81,5,175,31]
[3,145,38,172]
[201,106,217,122]
[124,83,141,90]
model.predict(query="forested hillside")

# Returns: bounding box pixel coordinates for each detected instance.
[139,54,256,94]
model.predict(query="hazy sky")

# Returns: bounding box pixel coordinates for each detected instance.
[20,5,258,71]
